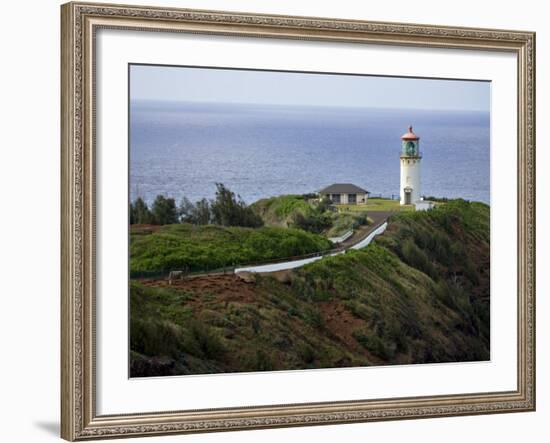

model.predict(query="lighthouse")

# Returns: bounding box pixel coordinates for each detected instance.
[399,125,422,205]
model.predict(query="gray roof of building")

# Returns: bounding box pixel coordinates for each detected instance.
[319,183,369,194]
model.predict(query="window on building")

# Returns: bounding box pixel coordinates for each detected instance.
[348,193,357,204]
[331,194,341,204]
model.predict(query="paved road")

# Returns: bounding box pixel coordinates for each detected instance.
[339,211,392,249]
[235,212,392,274]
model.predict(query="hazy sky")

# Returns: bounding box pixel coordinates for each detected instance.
[130,64,490,112]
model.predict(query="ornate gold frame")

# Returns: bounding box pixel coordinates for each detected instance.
[61,2,536,440]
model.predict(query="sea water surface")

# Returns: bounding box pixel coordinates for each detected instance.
[130,101,490,205]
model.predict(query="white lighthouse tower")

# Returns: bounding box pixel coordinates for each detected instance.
[399,125,422,205]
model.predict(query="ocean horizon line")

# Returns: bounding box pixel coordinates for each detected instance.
[129,98,490,114]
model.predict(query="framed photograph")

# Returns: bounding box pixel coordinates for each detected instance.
[61,2,536,440]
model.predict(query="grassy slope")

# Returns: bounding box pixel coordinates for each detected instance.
[338,198,414,212]
[252,194,370,236]
[130,223,332,274]
[251,194,314,228]
[130,200,490,376]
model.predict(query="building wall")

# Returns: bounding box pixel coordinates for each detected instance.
[357,193,368,205]
[400,158,421,204]
[321,192,368,205]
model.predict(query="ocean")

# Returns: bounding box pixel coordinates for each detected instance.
[130,100,490,206]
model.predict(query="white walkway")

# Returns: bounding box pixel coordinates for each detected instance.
[350,221,388,250]
[234,222,388,274]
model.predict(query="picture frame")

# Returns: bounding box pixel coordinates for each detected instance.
[61,1,536,440]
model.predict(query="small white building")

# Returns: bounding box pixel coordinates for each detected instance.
[415,199,435,211]
[319,183,369,205]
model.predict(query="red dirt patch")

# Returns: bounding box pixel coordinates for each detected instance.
[139,276,384,363]
[141,274,258,305]
[318,300,382,364]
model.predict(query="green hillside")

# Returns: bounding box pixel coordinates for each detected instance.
[130,199,490,376]
[251,194,316,227]
[130,223,332,275]
[251,194,370,236]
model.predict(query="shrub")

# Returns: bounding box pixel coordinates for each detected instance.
[302,305,324,329]
[241,349,275,371]
[464,260,480,285]
[130,224,331,273]
[400,238,438,280]
[291,211,331,234]
[353,329,394,360]
[130,318,183,358]
[187,320,226,359]
[298,343,317,364]
[344,300,370,320]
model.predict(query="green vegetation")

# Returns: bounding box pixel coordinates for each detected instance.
[130,183,263,228]
[325,212,370,237]
[290,200,332,234]
[252,194,370,237]
[338,197,413,212]
[130,197,154,225]
[130,199,490,375]
[207,183,263,228]
[151,195,179,225]
[252,194,312,224]
[130,223,332,274]
[251,194,321,228]
[130,195,179,225]
[423,196,451,203]
[179,197,211,225]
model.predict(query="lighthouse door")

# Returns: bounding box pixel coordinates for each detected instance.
[404,188,412,205]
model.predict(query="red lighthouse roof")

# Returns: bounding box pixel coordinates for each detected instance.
[401,125,419,141]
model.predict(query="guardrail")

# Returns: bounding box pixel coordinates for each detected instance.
[350,221,387,250]
[130,246,345,280]
[328,229,353,244]
[132,219,389,279]
[236,221,388,274]
[130,266,235,280]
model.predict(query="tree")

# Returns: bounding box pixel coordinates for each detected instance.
[151,195,178,225]
[178,197,195,223]
[131,197,153,225]
[192,198,211,225]
[210,183,263,228]
[178,197,211,225]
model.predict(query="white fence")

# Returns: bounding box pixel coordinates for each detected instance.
[350,222,387,250]
[234,251,344,274]
[328,229,353,244]
[235,221,388,274]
